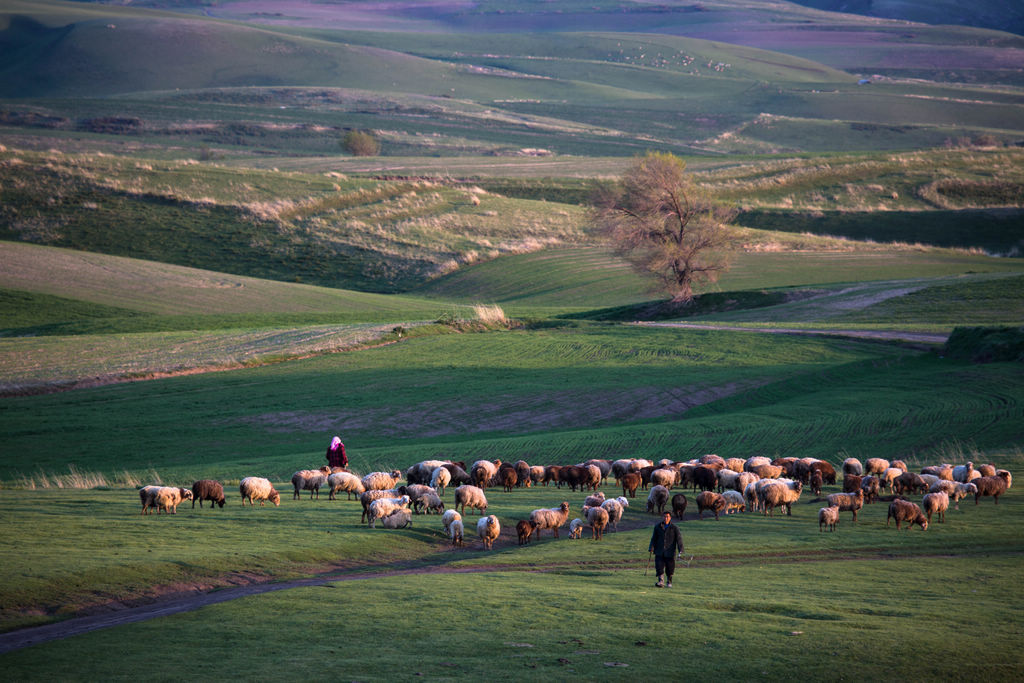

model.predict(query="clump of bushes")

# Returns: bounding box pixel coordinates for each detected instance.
[944,326,1024,363]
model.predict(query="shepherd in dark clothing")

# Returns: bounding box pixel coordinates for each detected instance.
[648,511,684,588]
[326,436,347,469]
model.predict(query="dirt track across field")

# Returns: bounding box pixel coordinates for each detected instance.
[636,322,948,346]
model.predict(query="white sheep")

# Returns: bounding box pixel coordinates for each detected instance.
[745,456,772,471]
[650,468,677,489]
[327,472,365,501]
[881,467,903,492]
[529,501,571,539]
[470,459,500,488]
[240,477,281,507]
[818,505,840,532]
[402,484,438,513]
[138,485,162,515]
[442,509,462,535]
[601,498,624,530]
[842,458,863,476]
[586,505,610,540]
[529,466,546,486]
[362,470,403,491]
[477,515,500,549]
[419,492,445,515]
[918,473,940,489]
[716,469,741,492]
[291,469,328,500]
[359,489,399,523]
[454,485,488,515]
[381,508,412,529]
[721,489,745,514]
[646,485,670,514]
[153,487,192,514]
[368,495,411,528]
[922,491,949,524]
[735,471,759,494]
[569,518,585,539]
[430,466,452,496]
[952,462,975,483]
[929,480,977,510]
[616,496,629,508]
[449,519,464,547]
[760,480,802,517]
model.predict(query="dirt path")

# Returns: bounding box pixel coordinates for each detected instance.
[636,322,948,346]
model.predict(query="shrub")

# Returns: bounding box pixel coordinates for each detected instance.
[341,130,380,157]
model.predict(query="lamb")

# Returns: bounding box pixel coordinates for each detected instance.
[586,505,610,540]
[362,470,402,491]
[368,495,411,528]
[974,472,1011,504]
[380,509,412,529]
[922,491,949,524]
[929,480,976,510]
[826,489,864,522]
[442,509,462,536]
[671,493,688,521]
[191,480,225,509]
[865,458,890,476]
[399,484,438,513]
[696,491,727,520]
[477,515,500,550]
[568,518,585,539]
[887,499,928,531]
[529,501,571,540]
[842,458,863,476]
[721,489,746,514]
[327,471,365,500]
[430,466,452,496]
[621,472,641,498]
[601,498,624,530]
[809,461,837,485]
[360,489,399,523]
[760,480,803,517]
[646,485,670,514]
[291,469,328,500]
[418,492,445,515]
[454,485,489,515]
[153,487,192,514]
[239,477,280,507]
[449,519,464,547]
[582,492,606,509]
[518,519,539,544]
[818,505,840,532]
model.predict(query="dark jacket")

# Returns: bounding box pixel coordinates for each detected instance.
[326,443,347,468]
[649,521,683,557]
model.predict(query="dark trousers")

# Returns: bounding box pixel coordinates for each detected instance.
[654,554,676,580]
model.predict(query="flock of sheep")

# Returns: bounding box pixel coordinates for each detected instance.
[136,454,1012,550]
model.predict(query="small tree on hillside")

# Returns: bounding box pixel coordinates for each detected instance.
[341,130,380,156]
[592,151,737,303]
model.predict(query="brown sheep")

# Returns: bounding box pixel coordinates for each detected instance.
[861,475,881,503]
[543,465,562,487]
[921,464,952,480]
[671,493,688,521]
[977,464,996,477]
[843,474,863,494]
[810,470,823,496]
[191,479,225,509]
[696,491,727,520]
[891,460,908,472]
[864,458,890,476]
[516,519,537,545]
[887,499,928,531]
[693,465,718,492]
[586,505,610,540]
[559,465,589,492]
[809,461,837,485]
[894,472,928,495]
[974,472,1010,504]
[514,460,532,487]
[621,472,641,498]
[499,466,518,493]
[750,464,783,480]
[826,489,864,522]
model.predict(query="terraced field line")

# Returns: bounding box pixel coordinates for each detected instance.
[638,323,948,345]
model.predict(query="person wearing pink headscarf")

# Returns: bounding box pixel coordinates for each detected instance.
[326,436,347,469]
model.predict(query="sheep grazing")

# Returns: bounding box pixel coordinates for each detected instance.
[922,491,949,524]
[381,509,412,529]
[154,487,192,514]
[974,472,1011,504]
[568,518,585,539]
[818,505,840,532]
[693,466,718,492]
[443,463,472,487]
[239,477,280,507]
[405,459,447,485]
[360,489,399,523]
[716,469,741,493]
[865,457,890,476]
[454,485,489,516]
[601,499,624,530]
[809,461,837,485]
[826,489,864,522]
[518,519,539,544]
[750,464,783,480]
[952,462,975,483]
[696,491,727,520]
[327,471,365,501]
[887,499,928,531]
[724,457,746,473]
[671,493,688,521]
[843,458,863,476]
[760,480,802,517]
[918,473,940,489]
[400,484,438,513]
[721,490,745,514]
[978,464,996,477]
[734,472,759,494]
[744,456,772,472]
[894,472,928,496]
[881,467,903,492]
[651,468,677,489]
[418,492,445,515]
[430,466,452,496]
[362,470,402,492]
[368,495,411,528]
[529,466,546,486]
[584,459,612,484]
[529,501,571,540]
[190,480,225,509]
[514,460,532,487]
[291,469,328,500]
[843,474,863,494]
[929,480,976,510]
[646,485,670,514]
[449,519,464,547]
[921,464,953,480]
[442,509,462,536]
[810,470,823,496]
[583,492,606,509]
[498,466,518,492]
[861,475,880,503]
[586,505,610,540]
[477,515,500,550]
[138,485,162,515]
[891,459,908,472]
[543,465,562,487]
[471,459,501,489]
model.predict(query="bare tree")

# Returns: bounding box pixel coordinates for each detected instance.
[592,152,737,302]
